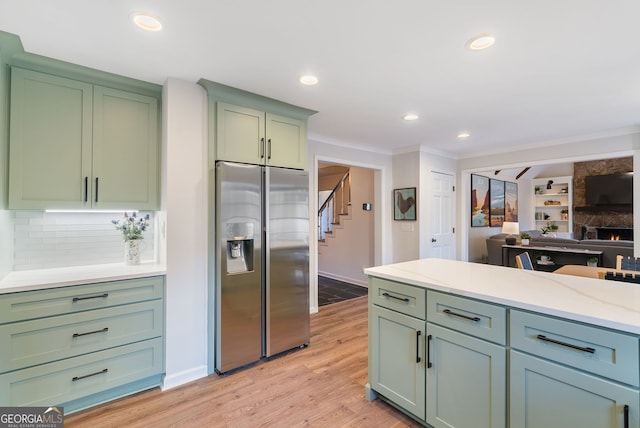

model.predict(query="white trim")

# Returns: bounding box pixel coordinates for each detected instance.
[161,365,208,391]
[311,154,389,313]
[318,270,368,288]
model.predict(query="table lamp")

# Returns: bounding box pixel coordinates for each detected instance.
[502,222,519,245]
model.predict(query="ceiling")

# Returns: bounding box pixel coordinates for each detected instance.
[2,1,640,157]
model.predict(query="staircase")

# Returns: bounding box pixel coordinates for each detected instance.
[318,170,351,243]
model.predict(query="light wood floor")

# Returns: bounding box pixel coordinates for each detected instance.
[65,296,422,427]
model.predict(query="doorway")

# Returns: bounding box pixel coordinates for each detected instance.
[310,157,387,313]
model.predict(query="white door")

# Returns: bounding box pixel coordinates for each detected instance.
[430,171,455,259]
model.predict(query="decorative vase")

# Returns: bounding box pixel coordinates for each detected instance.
[125,239,143,265]
[521,239,530,246]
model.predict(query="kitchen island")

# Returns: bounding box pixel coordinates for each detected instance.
[365,258,640,428]
[0,263,166,414]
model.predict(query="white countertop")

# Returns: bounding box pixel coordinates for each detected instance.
[0,262,166,294]
[365,259,640,335]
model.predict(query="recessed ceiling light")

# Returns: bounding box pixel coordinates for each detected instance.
[457,132,471,139]
[466,34,495,50]
[299,75,318,85]
[131,12,163,31]
[403,114,419,121]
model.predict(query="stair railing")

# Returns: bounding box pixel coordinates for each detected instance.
[318,170,351,241]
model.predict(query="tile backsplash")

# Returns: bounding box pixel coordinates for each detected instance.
[12,211,155,271]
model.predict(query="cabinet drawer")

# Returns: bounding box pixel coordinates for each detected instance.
[0,338,163,407]
[510,310,639,386]
[370,277,425,319]
[0,300,163,372]
[427,291,506,345]
[0,276,164,323]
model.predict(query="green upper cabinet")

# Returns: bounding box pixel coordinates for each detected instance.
[92,86,158,209]
[200,79,316,171]
[9,68,93,209]
[216,103,265,166]
[266,113,306,169]
[8,67,159,210]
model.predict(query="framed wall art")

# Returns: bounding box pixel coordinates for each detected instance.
[471,174,489,227]
[490,179,505,227]
[505,181,518,222]
[393,187,416,221]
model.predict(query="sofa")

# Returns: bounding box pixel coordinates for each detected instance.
[486,232,634,268]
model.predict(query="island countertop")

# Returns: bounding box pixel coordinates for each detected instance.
[364,258,640,335]
[0,262,166,294]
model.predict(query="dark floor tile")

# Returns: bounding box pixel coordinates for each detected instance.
[318,276,367,306]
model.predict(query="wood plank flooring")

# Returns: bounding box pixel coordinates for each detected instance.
[65,296,422,427]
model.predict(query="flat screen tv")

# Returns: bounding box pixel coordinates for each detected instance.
[585,173,633,206]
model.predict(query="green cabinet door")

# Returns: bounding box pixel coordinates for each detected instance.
[216,102,265,165]
[426,323,506,428]
[369,304,425,420]
[510,351,639,428]
[92,86,158,209]
[8,67,160,210]
[9,67,93,209]
[266,113,307,169]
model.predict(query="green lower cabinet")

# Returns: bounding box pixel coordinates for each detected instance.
[369,304,425,420]
[0,338,163,411]
[426,323,506,428]
[510,351,640,428]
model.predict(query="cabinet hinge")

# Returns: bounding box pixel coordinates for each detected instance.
[452,185,455,192]
[452,227,455,233]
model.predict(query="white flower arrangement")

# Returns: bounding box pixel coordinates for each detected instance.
[112,212,150,241]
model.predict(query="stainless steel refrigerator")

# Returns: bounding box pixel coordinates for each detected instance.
[215,161,310,374]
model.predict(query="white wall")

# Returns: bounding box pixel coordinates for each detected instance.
[317,166,374,286]
[161,78,209,389]
[392,151,420,262]
[458,132,640,261]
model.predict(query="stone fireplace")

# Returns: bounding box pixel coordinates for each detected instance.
[573,157,633,240]
[581,226,634,241]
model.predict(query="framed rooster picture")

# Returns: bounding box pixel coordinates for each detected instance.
[393,187,416,220]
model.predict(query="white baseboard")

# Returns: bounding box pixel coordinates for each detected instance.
[317,271,368,288]
[161,365,208,391]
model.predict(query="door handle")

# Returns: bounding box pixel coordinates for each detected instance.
[416,331,422,363]
[259,138,265,158]
[431,238,437,243]
[267,138,272,159]
[426,334,433,368]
